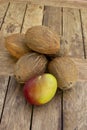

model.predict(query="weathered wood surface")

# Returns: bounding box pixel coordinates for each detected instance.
[1,2,26,35]
[0,2,27,76]
[63,8,84,58]
[0,0,87,8]
[0,77,32,130]
[0,2,87,130]
[22,4,44,33]
[0,2,32,130]
[31,6,62,130]
[71,58,87,81]
[32,91,61,130]
[80,9,87,58]
[43,6,61,34]
[0,2,9,28]
[63,81,87,130]
[0,76,9,121]
[0,32,17,75]
[30,0,87,8]
[0,2,10,121]
[63,8,87,130]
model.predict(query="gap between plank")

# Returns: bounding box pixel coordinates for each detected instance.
[61,7,64,130]
[79,9,86,59]
[0,76,11,123]
[42,6,46,25]
[29,105,34,130]
[20,3,28,33]
[61,91,63,130]
[61,8,63,36]
[0,2,10,123]
[0,2,10,30]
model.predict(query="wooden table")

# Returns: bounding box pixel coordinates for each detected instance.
[1,0,87,8]
[0,2,87,130]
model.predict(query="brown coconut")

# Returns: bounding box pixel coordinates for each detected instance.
[25,26,60,54]
[5,33,30,59]
[14,52,48,83]
[48,57,78,90]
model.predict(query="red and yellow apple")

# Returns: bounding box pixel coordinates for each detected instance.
[23,73,58,105]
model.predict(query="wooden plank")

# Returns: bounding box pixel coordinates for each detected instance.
[0,31,17,76]
[71,58,87,81]
[80,9,87,58]
[30,0,87,9]
[63,81,87,130]
[0,50,17,76]
[22,4,44,33]
[63,8,87,130]
[0,77,32,130]
[0,30,17,76]
[0,3,9,28]
[0,0,87,8]
[0,2,10,120]
[43,6,61,35]
[32,91,61,130]
[63,8,84,58]
[0,2,32,130]
[0,76,9,119]
[32,6,62,130]
[0,2,28,76]
[2,2,26,36]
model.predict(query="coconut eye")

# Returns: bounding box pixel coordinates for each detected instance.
[18,76,21,80]
[70,82,72,85]
[14,75,16,78]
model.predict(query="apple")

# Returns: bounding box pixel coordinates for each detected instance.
[23,73,58,105]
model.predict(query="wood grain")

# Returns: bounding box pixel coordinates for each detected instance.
[0,2,10,120]
[30,0,87,8]
[63,8,87,130]
[63,8,84,58]
[32,91,61,130]
[0,2,32,130]
[1,0,87,8]
[0,50,17,76]
[22,4,44,33]
[0,2,27,75]
[63,81,87,130]
[43,6,61,34]
[0,77,32,130]
[1,2,26,36]
[0,3,87,130]
[80,9,87,58]
[0,2,9,28]
[31,6,62,130]
[0,76,9,119]
[0,31,17,75]
[71,58,87,81]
